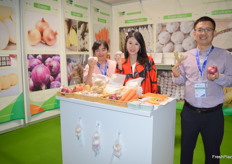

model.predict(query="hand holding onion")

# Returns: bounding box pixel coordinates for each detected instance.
[207,65,219,81]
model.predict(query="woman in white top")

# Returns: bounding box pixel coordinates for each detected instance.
[83,40,116,86]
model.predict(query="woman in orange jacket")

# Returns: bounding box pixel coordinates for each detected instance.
[114,30,158,94]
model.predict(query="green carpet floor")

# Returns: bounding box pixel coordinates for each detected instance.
[0,110,231,164]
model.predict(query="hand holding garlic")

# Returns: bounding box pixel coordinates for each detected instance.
[88,57,98,69]
[114,51,123,70]
[174,51,187,66]
[172,51,187,78]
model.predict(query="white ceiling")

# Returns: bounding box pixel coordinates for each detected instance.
[97,0,140,5]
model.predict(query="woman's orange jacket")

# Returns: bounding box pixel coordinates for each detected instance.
[115,56,158,94]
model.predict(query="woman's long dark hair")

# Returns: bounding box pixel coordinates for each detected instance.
[123,30,148,64]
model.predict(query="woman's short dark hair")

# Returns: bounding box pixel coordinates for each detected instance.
[92,40,109,54]
[193,16,216,30]
[124,30,148,64]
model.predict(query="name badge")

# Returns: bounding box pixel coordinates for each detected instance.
[194,82,206,98]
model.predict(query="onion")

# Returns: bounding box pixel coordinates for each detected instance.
[31,64,51,90]
[28,58,42,71]
[41,54,51,62]
[28,54,35,60]
[45,57,52,66]
[52,55,60,62]
[36,54,43,61]
[42,28,57,46]
[35,18,49,34]
[47,60,60,76]
[29,78,34,91]
[55,73,61,81]
[0,21,10,50]
[50,75,54,82]
[28,28,41,46]
[50,81,61,89]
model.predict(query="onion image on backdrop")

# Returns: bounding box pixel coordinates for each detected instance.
[28,54,61,92]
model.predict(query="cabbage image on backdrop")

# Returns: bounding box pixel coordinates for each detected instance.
[28,54,61,92]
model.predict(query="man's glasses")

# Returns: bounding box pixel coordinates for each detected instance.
[195,28,214,33]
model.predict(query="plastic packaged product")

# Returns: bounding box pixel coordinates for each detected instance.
[127,101,141,110]
[140,102,154,111]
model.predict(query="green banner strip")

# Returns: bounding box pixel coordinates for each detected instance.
[34,3,51,11]
[212,9,232,15]
[74,4,88,10]
[0,93,25,124]
[163,13,192,19]
[11,93,25,120]
[127,11,141,15]
[71,11,83,18]
[98,18,107,23]
[125,18,148,24]
[41,95,60,111]
[100,11,110,16]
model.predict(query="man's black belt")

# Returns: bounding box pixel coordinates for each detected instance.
[184,100,222,114]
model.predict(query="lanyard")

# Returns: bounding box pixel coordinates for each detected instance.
[97,61,108,76]
[195,46,214,76]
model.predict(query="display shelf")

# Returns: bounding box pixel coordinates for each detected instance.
[156,64,173,70]
[57,96,176,164]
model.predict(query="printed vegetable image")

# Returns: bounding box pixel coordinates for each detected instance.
[156,21,196,53]
[28,28,41,46]
[0,73,18,91]
[35,18,49,34]
[77,21,89,52]
[119,25,154,52]
[66,54,88,85]
[28,18,58,46]
[28,54,61,92]
[65,19,78,51]
[0,5,16,50]
[95,27,110,44]
[0,21,9,50]
[212,19,232,52]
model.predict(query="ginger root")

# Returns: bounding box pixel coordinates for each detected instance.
[174,51,187,65]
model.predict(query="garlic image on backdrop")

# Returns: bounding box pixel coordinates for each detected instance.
[156,20,196,53]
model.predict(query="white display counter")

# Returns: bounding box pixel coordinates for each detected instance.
[57,96,176,164]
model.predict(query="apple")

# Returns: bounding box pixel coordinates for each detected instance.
[61,87,73,93]
[66,88,73,93]
[207,65,218,74]
[73,85,83,92]
[61,87,68,93]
